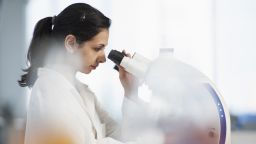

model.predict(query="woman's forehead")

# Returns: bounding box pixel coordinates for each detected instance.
[86,30,109,45]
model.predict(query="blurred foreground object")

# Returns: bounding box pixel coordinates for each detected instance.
[0,103,13,144]
[0,103,25,144]
[109,48,231,144]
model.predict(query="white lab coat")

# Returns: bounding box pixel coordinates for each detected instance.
[25,67,136,144]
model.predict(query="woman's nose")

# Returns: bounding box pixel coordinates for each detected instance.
[98,51,106,63]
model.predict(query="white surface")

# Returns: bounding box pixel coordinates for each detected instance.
[231,131,256,144]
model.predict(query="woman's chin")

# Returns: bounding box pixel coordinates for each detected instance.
[80,68,92,74]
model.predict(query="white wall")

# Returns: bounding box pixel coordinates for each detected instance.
[0,0,27,117]
[216,0,256,114]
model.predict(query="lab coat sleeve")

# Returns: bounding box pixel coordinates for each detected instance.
[94,96,121,139]
[94,95,158,144]
[121,96,165,144]
[94,91,158,143]
[94,95,143,144]
[121,96,151,141]
[93,94,145,139]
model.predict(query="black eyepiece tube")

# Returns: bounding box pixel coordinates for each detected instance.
[107,50,125,65]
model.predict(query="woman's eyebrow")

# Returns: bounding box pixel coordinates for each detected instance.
[98,44,105,48]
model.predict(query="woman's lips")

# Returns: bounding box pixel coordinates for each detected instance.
[90,65,98,70]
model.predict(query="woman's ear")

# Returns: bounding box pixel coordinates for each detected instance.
[64,35,79,54]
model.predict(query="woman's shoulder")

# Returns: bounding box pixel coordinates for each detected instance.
[29,67,77,103]
[35,67,74,89]
[29,68,79,111]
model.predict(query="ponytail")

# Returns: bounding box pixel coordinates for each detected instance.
[18,17,53,87]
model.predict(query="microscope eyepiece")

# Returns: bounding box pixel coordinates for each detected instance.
[107,50,125,65]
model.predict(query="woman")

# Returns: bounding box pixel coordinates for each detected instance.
[19,3,138,144]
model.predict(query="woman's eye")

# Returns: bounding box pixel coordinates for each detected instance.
[93,45,105,52]
[94,48,101,52]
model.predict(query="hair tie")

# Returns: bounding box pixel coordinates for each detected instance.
[52,15,57,25]
[80,13,86,22]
